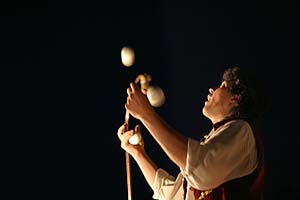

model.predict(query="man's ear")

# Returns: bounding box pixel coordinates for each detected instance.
[231,94,241,106]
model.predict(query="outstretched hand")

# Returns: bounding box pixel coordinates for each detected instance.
[125,82,155,121]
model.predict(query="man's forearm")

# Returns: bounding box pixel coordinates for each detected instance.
[133,150,158,190]
[140,111,188,169]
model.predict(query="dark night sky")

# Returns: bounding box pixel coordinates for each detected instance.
[1,0,299,198]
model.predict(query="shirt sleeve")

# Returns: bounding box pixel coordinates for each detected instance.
[181,120,258,190]
[152,168,183,200]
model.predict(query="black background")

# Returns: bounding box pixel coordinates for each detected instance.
[1,0,299,198]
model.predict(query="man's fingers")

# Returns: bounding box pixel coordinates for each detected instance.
[127,82,138,96]
[130,82,139,92]
[135,124,140,133]
[123,130,134,141]
[127,87,132,96]
[117,123,128,137]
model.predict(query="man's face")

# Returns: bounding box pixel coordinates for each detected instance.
[202,81,237,123]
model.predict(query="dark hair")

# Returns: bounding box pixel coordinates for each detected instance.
[222,67,271,123]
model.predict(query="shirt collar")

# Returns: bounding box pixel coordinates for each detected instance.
[212,117,236,130]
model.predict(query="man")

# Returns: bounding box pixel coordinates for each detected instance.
[117,67,269,200]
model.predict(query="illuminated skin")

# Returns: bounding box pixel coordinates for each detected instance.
[202,81,240,124]
[117,81,240,189]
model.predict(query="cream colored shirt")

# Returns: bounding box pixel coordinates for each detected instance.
[152,119,258,200]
